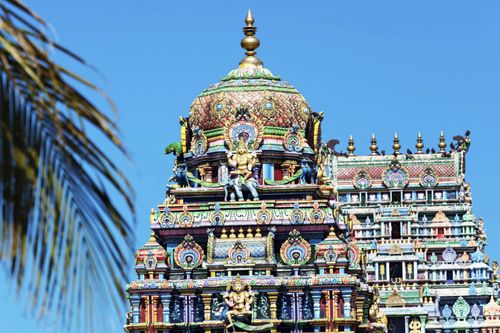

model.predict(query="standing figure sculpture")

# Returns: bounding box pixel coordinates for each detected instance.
[225,138,259,201]
[224,274,254,328]
[369,288,388,333]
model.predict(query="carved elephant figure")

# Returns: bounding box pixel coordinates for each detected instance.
[169,163,190,187]
[300,159,313,184]
[224,176,259,202]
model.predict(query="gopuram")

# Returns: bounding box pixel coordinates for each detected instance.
[125,10,500,333]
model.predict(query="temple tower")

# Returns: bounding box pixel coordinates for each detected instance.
[125,11,500,333]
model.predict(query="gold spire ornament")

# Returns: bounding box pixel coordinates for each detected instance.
[347,135,356,156]
[416,132,424,154]
[439,130,446,152]
[393,133,401,154]
[370,134,378,155]
[239,10,263,68]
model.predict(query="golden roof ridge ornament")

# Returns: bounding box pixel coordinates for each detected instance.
[239,9,263,68]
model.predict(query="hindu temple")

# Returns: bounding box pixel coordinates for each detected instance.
[124,10,500,333]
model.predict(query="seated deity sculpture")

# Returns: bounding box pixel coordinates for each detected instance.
[225,137,259,201]
[224,274,254,328]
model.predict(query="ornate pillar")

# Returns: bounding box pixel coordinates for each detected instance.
[323,291,331,330]
[201,293,212,321]
[203,165,213,183]
[263,163,274,181]
[130,294,141,323]
[268,291,279,320]
[281,161,291,179]
[419,315,427,333]
[332,291,338,320]
[311,290,322,319]
[355,296,365,323]
[160,294,172,323]
[145,296,151,324]
[404,316,409,333]
[152,296,158,322]
[340,289,352,319]
[219,163,228,183]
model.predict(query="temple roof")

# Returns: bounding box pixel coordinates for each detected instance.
[188,11,312,133]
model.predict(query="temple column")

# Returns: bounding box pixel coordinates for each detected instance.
[404,316,409,333]
[340,289,352,318]
[203,164,213,183]
[263,163,274,181]
[332,291,338,320]
[281,161,291,179]
[219,163,228,183]
[201,293,212,321]
[323,291,331,329]
[160,294,172,323]
[152,296,158,322]
[268,291,279,319]
[130,294,141,323]
[311,290,322,319]
[355,296,365,323]
[145,296,151,324]
[310,290,322,333]
[419,315,427,333]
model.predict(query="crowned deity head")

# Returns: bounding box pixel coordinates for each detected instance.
[237,136,249,154]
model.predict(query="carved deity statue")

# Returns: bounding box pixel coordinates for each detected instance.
[224,274,254,328]
[225,138,259,201]
[227,138,257,181]
[369,288,388,332]
[316,143,331,185]
[477,217,486,242]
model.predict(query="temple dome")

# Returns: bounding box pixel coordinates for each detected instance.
[188,10,312,134]
[189,66,311,131]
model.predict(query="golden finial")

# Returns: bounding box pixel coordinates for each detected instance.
[229,228,236,239]
[438,130,446,152]
[328,225,336,238]
[393,133,401,154]
[239,10,263,68]
[221,228,228,239]
[238,227,245,238]
[147,232,157,243]
[347,135,356,155]
[255,227,262,238]
[415,132,424,154]
[246,227,254,238]
[370,133,378,155]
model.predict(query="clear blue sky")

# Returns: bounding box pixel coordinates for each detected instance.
[2,1,500,332]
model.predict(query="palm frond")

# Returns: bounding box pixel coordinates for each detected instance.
[0,0,135,331]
